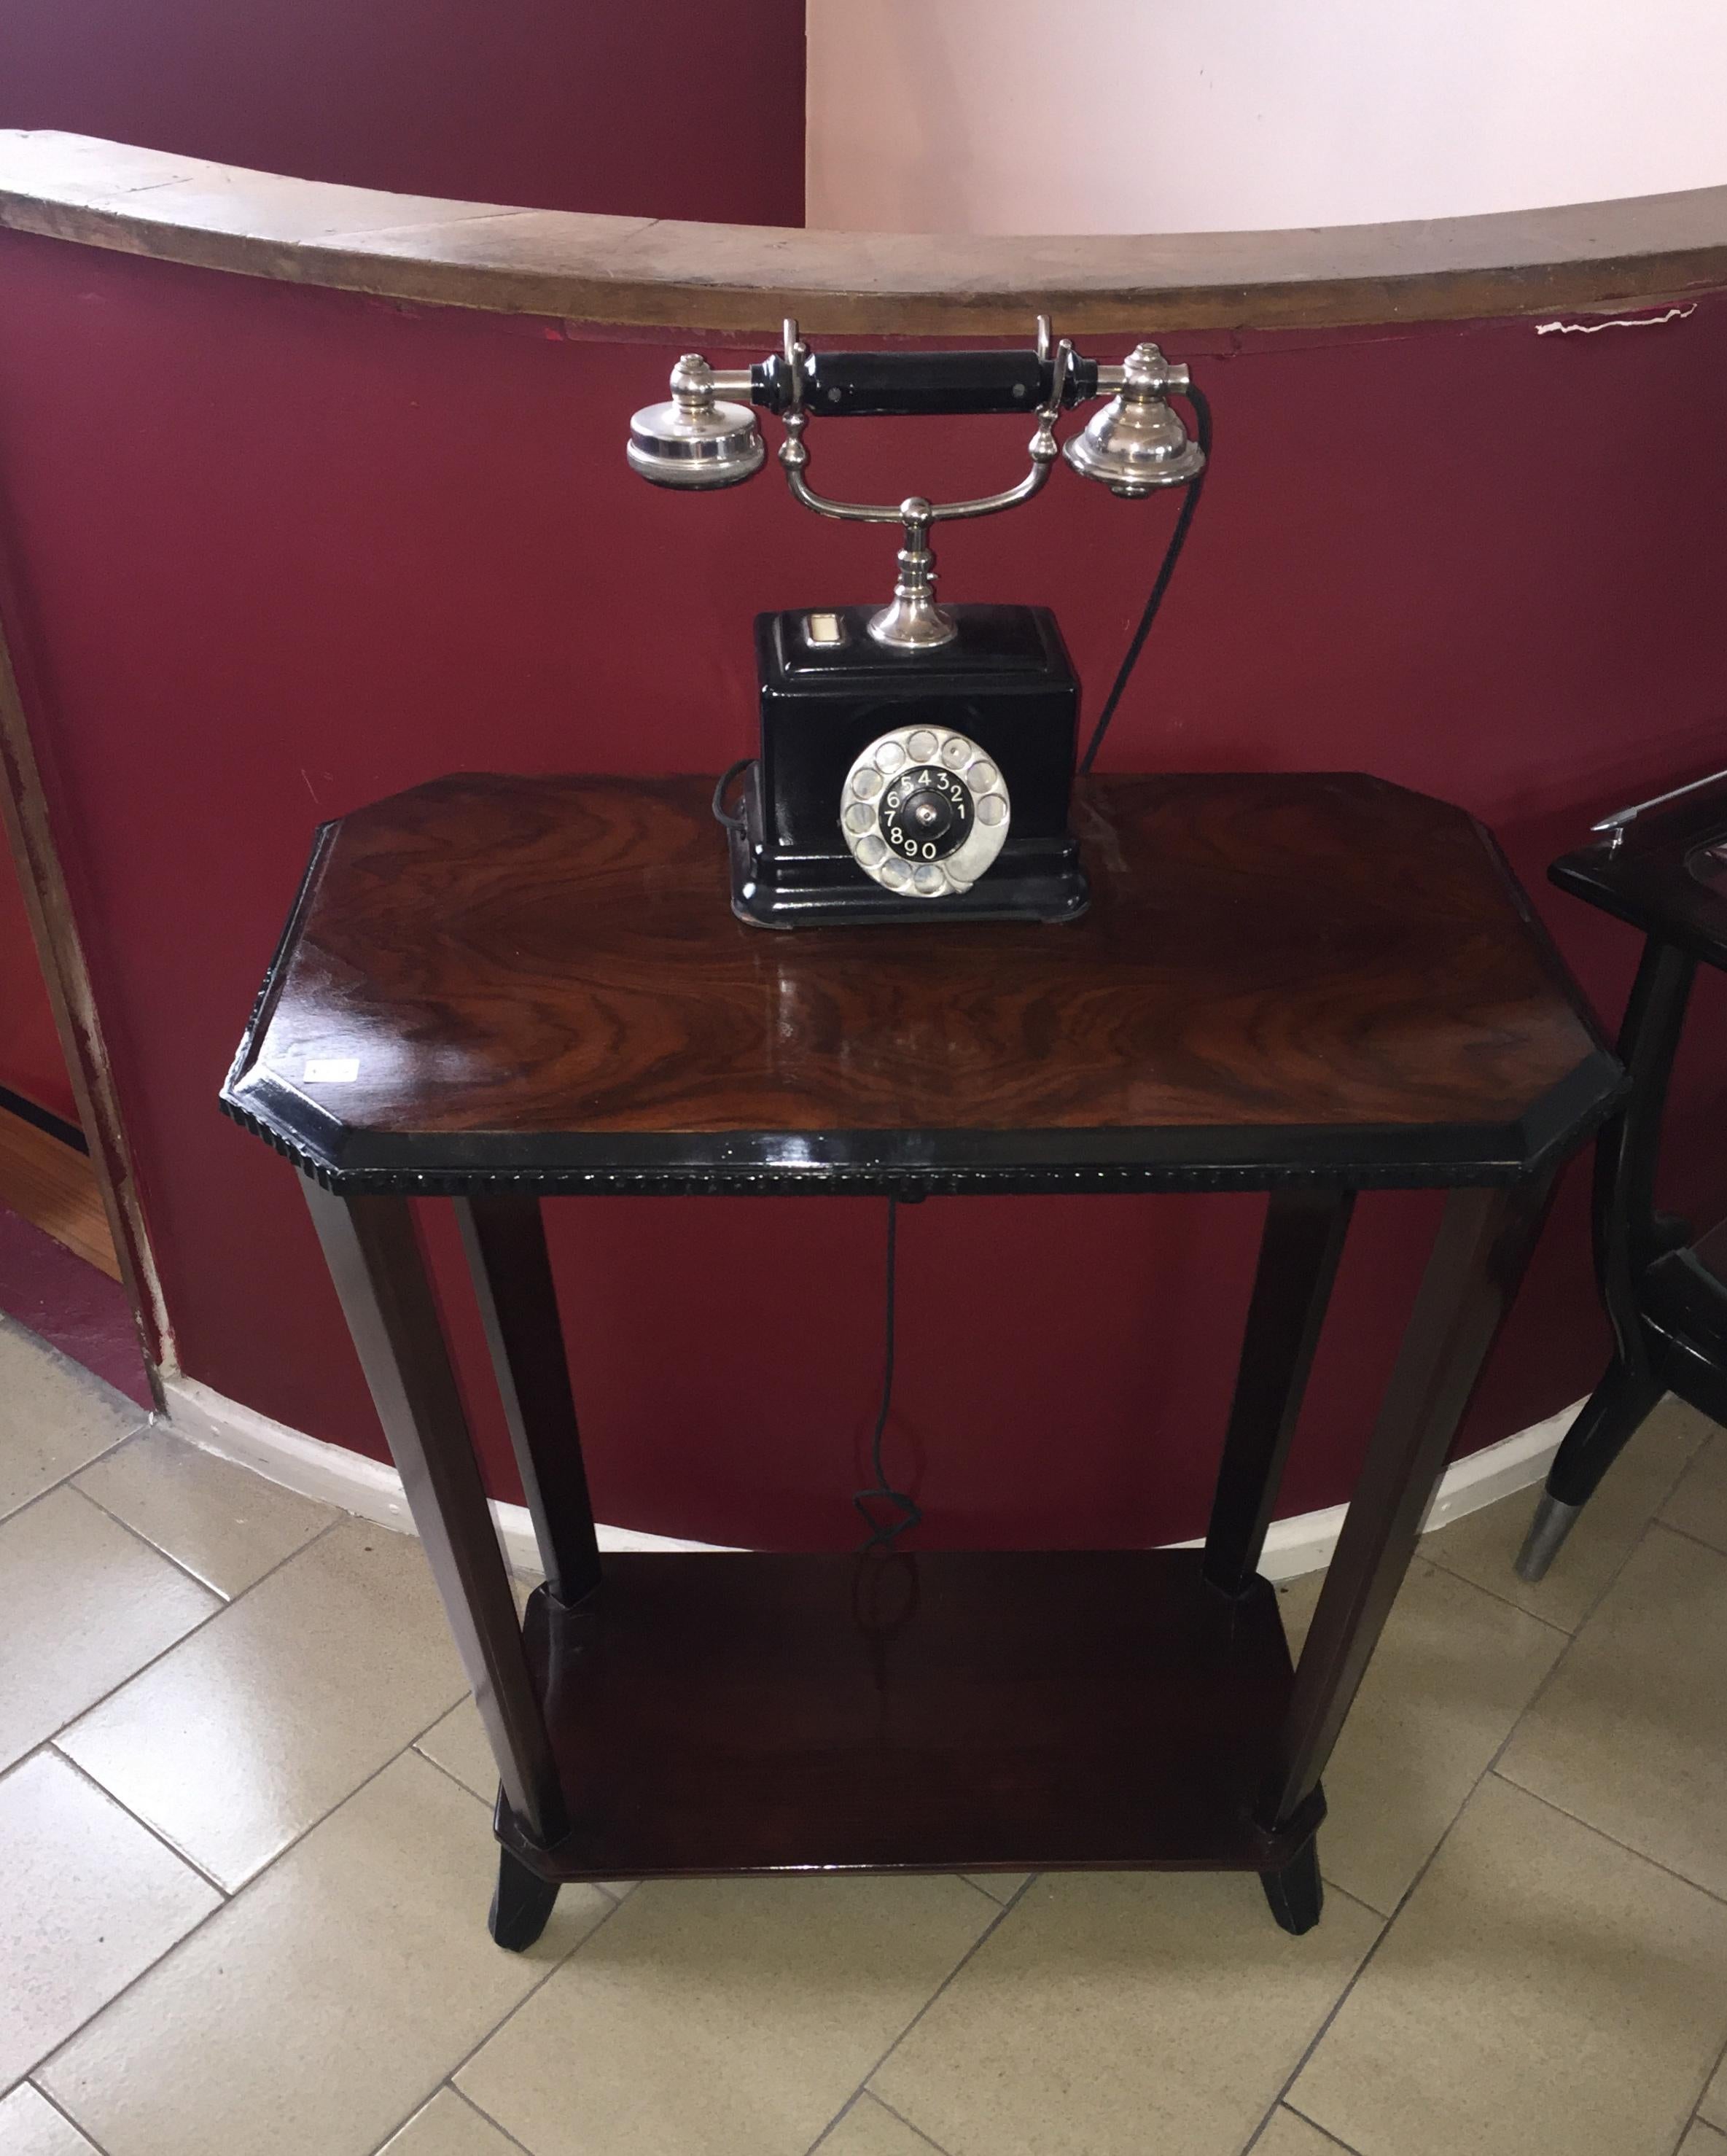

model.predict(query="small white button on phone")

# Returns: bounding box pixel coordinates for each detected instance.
[806,611,846,645]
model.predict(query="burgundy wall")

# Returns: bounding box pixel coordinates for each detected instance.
[0,1,805,224]
[1,230,1723,1550]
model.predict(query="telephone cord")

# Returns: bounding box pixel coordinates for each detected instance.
[853,1196,922,1551]
[1077,380,1213,776]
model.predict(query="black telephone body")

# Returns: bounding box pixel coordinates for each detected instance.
[626,319,1205,930]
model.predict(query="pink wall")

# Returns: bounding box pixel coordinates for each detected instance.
[0,1,805,224]
[806,0,1727,233]
[1,230,1722,1549]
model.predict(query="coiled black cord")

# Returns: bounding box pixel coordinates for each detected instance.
[712,757,752,833]
[1077,381,1212,776]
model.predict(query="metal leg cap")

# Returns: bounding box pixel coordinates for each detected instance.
[1514,1493,1582,1584]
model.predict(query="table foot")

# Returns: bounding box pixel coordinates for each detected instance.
[1514,1492,1583,1583]
[1261,1841,1324,1935]
[1515,1363,1661,1583]
[489,1845,559,1951]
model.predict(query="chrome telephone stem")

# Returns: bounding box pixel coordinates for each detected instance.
[868,497,956,650]
[773,326,1077,647]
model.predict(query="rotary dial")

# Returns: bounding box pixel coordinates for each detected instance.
[840,726,1011,898]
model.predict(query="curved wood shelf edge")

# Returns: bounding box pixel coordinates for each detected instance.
[4,128,1727,335]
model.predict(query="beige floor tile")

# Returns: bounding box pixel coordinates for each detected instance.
[1257,2112,1357,2156]
[75,1428,336,1598]
[1661,1430,1727,1554]
[959,1875,1028,1905]
[458,1872,994,2156]
[378,2087,524,2155]
[1292,1775,1727,2156]
[413,1695,501,1803]
[1498,1526,1727,1897]
[0,1751,219,2092]
[1424,1397,1707,1630]
[870,1870,1379,2156]
[1278,1557,1566,1913]
[0,2085,103,2155]
[39,1751,609,2156]
[0,1321,142,1524]
[1704,2058,1727,2132]
[0,1488,219,1772]
[821,2094,950,2156]
[1680,2124,1727,2156]
[413,1698,633,1899]
[58,1519,469,1889]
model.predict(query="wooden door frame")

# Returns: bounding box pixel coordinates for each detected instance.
[0,616,171,1400]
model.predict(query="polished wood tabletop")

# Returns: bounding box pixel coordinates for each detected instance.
[223,772,1616,1192]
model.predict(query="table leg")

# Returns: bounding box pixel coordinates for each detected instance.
[456,1194,601,1607]
[1203,1186,1355,1599]
[1518,938,1693,1580]
[1263,1178,1551,1845]
[303,1183,567,1862]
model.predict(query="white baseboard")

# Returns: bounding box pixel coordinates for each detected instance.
[160,1374,1576,1584]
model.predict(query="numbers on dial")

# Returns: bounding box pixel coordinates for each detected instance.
[839,728,1012,898]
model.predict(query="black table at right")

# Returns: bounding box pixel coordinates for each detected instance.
[1520,768,1727,1581]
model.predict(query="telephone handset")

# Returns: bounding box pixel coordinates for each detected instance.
[625,316,1207,929]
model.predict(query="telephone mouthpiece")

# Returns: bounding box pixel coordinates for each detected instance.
[1063,343,1204,498]
[626,353,765,490]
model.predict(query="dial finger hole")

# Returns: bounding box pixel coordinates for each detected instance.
[940,736,970,767]
[843,801,877,834]
[965,759,999,793]
[907,728,938,762]
[878,857,911,889]
[856,833,887,866]
[852,766,884,799]
[875,741,906,774]
[912,863,947,896]
[975,793,1008,827]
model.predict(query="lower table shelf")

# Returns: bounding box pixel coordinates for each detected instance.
[501,1548,1317,1883]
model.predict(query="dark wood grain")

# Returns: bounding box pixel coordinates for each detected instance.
[223,772,1613,1191]
[7,132,1727,335]
[497,1549,1314,1881]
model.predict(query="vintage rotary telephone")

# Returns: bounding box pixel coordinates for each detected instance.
[626,317,1207,929]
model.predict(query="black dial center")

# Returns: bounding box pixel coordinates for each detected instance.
[881,765,972,861]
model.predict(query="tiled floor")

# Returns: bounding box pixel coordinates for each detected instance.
[4,1310,1727,2156]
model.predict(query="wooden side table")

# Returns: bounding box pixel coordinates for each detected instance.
[222,772,1619,1947]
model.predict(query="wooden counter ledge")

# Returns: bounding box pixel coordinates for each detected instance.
[4,129,1727,334]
